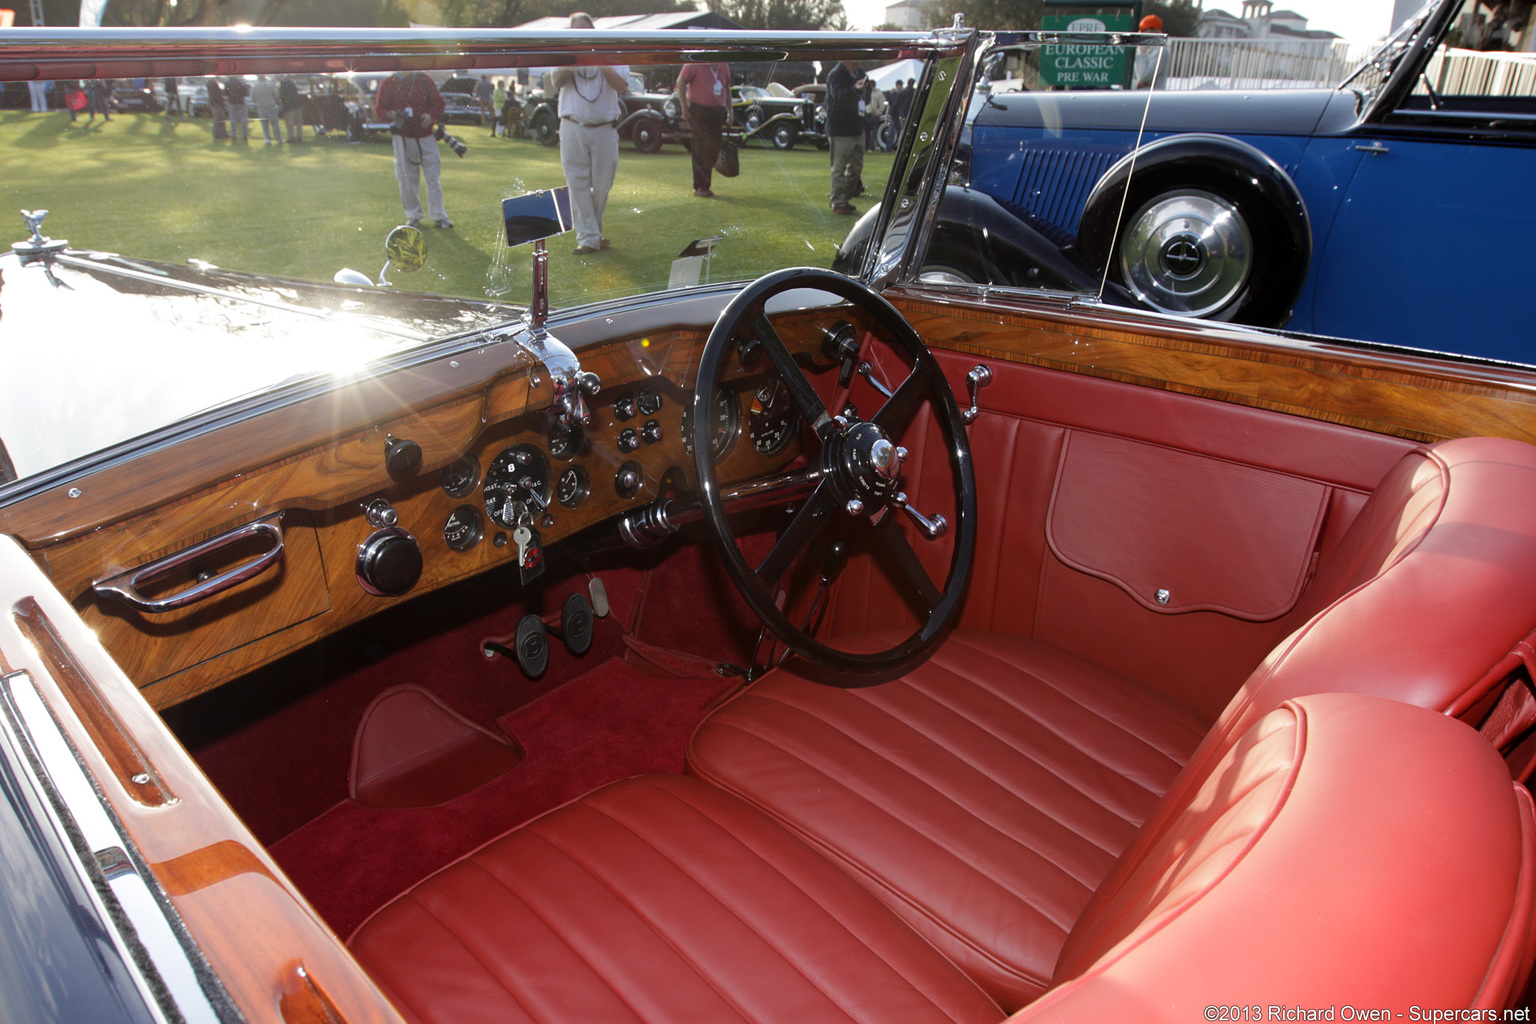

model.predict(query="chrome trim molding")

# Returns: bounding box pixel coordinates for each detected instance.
[0,669,236,1024]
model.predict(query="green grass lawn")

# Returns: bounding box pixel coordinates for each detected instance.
[0,110,892,309]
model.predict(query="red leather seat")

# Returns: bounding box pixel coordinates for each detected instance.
[688,630,1207,1007]
[348,774,1004,1024]
[688,436,1536,1010]
[350,696,1536,1023]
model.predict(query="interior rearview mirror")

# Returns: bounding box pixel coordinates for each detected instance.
[503,188,574,247]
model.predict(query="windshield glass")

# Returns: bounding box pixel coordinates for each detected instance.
[0,37,951,484]
[1341,0,1438,103]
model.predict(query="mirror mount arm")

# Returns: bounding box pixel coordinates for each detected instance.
[522,238,601,430]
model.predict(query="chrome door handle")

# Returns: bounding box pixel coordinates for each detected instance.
[93,518,284,613]
[1353,141,1390,155]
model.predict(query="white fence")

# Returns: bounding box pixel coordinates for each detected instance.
[1418,46,1536,96]
[1156,37,1380,90]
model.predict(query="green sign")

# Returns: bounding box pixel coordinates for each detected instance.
[1041,10,1134,89]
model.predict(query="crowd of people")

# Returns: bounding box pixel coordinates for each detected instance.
[17,53,922,253]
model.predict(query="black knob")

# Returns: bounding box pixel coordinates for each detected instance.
[641,419,663,444]
[613,396,636,421]
[618,427,640,454]
[356,527,423,596]
[385,436,423,477]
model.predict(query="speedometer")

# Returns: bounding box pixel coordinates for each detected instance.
[748,379,799,456]
[682,387,740,461]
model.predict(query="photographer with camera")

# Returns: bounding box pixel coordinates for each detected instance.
[375,71,454,229]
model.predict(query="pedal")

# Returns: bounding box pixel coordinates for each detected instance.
[588,576,610,618]
[512,613,549,678]
[553,592,594,656]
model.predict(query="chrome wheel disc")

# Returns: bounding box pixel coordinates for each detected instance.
[1118,189,1253,319]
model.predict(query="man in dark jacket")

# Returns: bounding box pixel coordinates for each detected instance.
[224,75,250,141]
[279,76,304,143]
[375,71,453,229]
[826,60,866,215]
[207,78,228,139]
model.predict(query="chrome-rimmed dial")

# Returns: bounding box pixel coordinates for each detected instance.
[547,418,583,461]
[681,386,740,460]
[748,378,800,457]
[557,466,591,509]
[483,444,552,528]
[439,455,481,499]
[443,505,485,552]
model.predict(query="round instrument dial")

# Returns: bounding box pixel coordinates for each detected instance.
[547,418,583,461]
[681,387,740,461]
[483,444,552,528]
[439,455,481,499]
[748,378,800,457]
[443,505,485,552]
[637,387,663,416]
[557,466,591,509]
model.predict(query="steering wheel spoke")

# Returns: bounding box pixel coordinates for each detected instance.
[871,369,928,436]
[874,513,943,612]
[755,481,834,586]
[750,312,832,438]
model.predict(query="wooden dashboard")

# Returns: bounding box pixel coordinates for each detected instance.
[5,284,1536,710]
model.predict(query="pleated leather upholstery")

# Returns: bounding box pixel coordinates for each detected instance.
[349,774,1003,1024]
[1025,695,1536,1020]
[688,437,1536,1012]
[687,631,1208,1009]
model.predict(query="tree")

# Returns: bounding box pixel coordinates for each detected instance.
[706,0,848,32]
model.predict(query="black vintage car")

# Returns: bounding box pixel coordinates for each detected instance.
[732,82,823,150]
[2,23,1536,1024]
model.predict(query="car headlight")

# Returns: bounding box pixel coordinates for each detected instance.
[663,96,679,120]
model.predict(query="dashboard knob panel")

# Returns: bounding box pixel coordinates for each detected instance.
[357,527,423,596]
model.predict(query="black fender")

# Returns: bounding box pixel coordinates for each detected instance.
[618,109,670,136]
[1075,133,1311,327]
[835,186,1110,296]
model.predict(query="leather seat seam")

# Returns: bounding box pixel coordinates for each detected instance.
[534,787,913,1024]
[402,879,554,1024]
[702,714,1094,923]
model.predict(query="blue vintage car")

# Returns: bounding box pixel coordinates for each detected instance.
[858,0,1535,362]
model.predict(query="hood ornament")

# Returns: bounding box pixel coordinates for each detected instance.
[13,209,68,262]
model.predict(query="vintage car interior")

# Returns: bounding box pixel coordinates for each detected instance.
[3,24,1536,1024]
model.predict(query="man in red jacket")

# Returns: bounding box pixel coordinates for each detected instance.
[376,71,454,229]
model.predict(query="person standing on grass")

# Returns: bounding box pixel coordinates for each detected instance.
[253,75,282,145]
[85,79,112,123]
[675,62,731,198]
[375,70,454,229]
[475,76,495,127]
[280,76,304,143]
[492,80,509,136]
[28,79,49,114]
[207,78,228,139]
[553,12,626,255]
[225,75,250,141]
[826,60,865,216]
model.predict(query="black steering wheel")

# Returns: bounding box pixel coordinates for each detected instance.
[692,267,977,682]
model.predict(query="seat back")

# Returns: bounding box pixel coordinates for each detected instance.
[1033,694,1536,1019]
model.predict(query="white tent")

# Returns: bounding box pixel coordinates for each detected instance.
[869,58,922,91]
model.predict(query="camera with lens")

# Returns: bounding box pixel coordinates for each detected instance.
[434,122,469,158]
[389,105,413,136]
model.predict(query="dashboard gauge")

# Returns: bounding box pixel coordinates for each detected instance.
[637,386,663,416]
[681,387,740,461]
[547,418,583,461]
[557,466,591,509]
[439,455,481,499]
[748,378,800,457]
[443,505,485,552]
[483,444,552,528]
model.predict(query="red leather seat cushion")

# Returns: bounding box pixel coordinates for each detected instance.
[349,774,1002,1024]
[686,630,1207,1010]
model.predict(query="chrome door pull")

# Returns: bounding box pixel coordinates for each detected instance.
[93,518,284,613]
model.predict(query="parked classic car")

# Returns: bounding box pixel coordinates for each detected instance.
[438,74,487,125]
[732,82,819,149]
[902,0,1536,361]
[4,22,1536,1024]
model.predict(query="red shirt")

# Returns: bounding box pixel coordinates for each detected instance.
[375,73,445,138]
[676,63,730,108]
